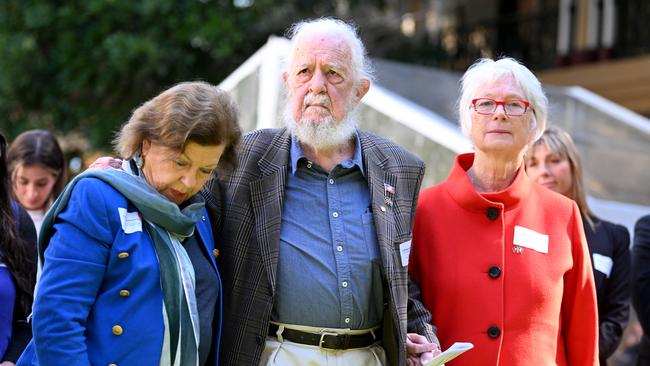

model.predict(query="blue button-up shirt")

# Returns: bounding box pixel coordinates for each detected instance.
[271,133,384,329]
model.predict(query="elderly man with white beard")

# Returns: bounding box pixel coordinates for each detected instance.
[203,18,440,366]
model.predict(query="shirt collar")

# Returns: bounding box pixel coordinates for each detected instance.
[289,131,365,176]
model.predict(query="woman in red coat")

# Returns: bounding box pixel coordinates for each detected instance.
[409,57,599,365]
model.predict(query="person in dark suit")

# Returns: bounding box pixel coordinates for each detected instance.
[526,126,631,365]
[203,18,438,366]
[632,214,650,366]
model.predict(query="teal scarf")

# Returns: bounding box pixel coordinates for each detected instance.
[37,162,202,366]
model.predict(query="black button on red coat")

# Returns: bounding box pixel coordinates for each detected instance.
[488,266,502,279]
[487,326,501,338]
[486,207,499,220]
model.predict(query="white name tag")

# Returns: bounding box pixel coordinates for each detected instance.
[592,253,614,277]
[118,207,142,234]
[399,240,411,267]
[513,225,549,254]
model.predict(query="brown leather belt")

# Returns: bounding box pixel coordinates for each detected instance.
[268,323,381,350]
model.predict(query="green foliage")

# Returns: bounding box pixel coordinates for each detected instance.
[0,0,448,150]
[0,0,277,149]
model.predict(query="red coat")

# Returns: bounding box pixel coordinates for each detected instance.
[410,153,598,365]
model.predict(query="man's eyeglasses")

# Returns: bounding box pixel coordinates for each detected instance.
[471,98,531,116]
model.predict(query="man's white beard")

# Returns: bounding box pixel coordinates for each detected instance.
[284,93,359,150]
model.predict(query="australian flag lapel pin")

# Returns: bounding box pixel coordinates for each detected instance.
[384,183,395,206]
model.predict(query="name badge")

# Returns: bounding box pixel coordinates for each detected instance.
[513,225,549,254]
[399,240,411,267]
[118,207,142,234]
[592,253,614,277]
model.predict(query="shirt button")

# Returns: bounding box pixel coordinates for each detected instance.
[487,326,501,338]
[342,281,348,288]
[119,290,130,297]
[112,325,123,336]
[488,266,502,279]
[213,248,220,258]
[256,335,264,345]
[201,215,206,221]
[117,252,129,259]
[336,246,343,252]
[329,179,335,184]
[380,206,386,212]
[332,212,339,218]
[344,318,351,324]
[486,207,499,220]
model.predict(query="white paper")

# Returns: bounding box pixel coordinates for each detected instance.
[593,253,614,277]
[118,207,142,234]
[513,225,549,254]
[424,342,474,366]
[399,240,411,267]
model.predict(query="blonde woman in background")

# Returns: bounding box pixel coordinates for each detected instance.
[526,126,631,365]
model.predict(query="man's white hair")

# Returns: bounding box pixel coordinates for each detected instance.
[457,57,548,142]
[285,17,374,85]
[283,18,371,149]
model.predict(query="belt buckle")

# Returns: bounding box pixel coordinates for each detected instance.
[318,331,339,349]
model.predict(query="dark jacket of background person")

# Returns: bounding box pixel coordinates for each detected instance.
[1,203,36,364]
[203,128,436,366]
[583,215,632,364]
[0,131,37,364]
[632,215,650,366]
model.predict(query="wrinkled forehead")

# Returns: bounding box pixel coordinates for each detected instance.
[181,142,223,167]
[476,74,526,99]
[290,34,353,68]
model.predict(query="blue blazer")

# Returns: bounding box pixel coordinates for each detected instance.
[18,178,222,366]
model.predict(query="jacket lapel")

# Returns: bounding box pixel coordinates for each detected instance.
[361,132,397,271]
[250,129,291,295]
[195,207,217,271]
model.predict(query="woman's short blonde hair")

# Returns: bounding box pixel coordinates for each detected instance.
[526,126,593,220]
[114,81,241,167]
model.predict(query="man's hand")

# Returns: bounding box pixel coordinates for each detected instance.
[406,333,441,366]
[88,156,123,170]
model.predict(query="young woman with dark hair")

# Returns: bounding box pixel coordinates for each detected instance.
[0,131,37,366]
[7,130,66,236]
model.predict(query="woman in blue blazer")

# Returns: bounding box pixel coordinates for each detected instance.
[527,126,631,365]
[18,81,241,366]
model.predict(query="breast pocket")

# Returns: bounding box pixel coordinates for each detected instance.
[362,211,381,262]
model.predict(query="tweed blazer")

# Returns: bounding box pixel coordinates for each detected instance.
[203,128,436,366]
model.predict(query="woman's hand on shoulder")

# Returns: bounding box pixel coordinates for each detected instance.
[88,156,123,170]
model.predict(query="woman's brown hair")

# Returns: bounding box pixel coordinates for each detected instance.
[114,81,241,168]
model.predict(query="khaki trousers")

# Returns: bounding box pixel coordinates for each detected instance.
[259,322,387,366]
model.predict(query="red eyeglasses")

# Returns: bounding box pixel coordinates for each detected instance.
[471,98,531,116]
